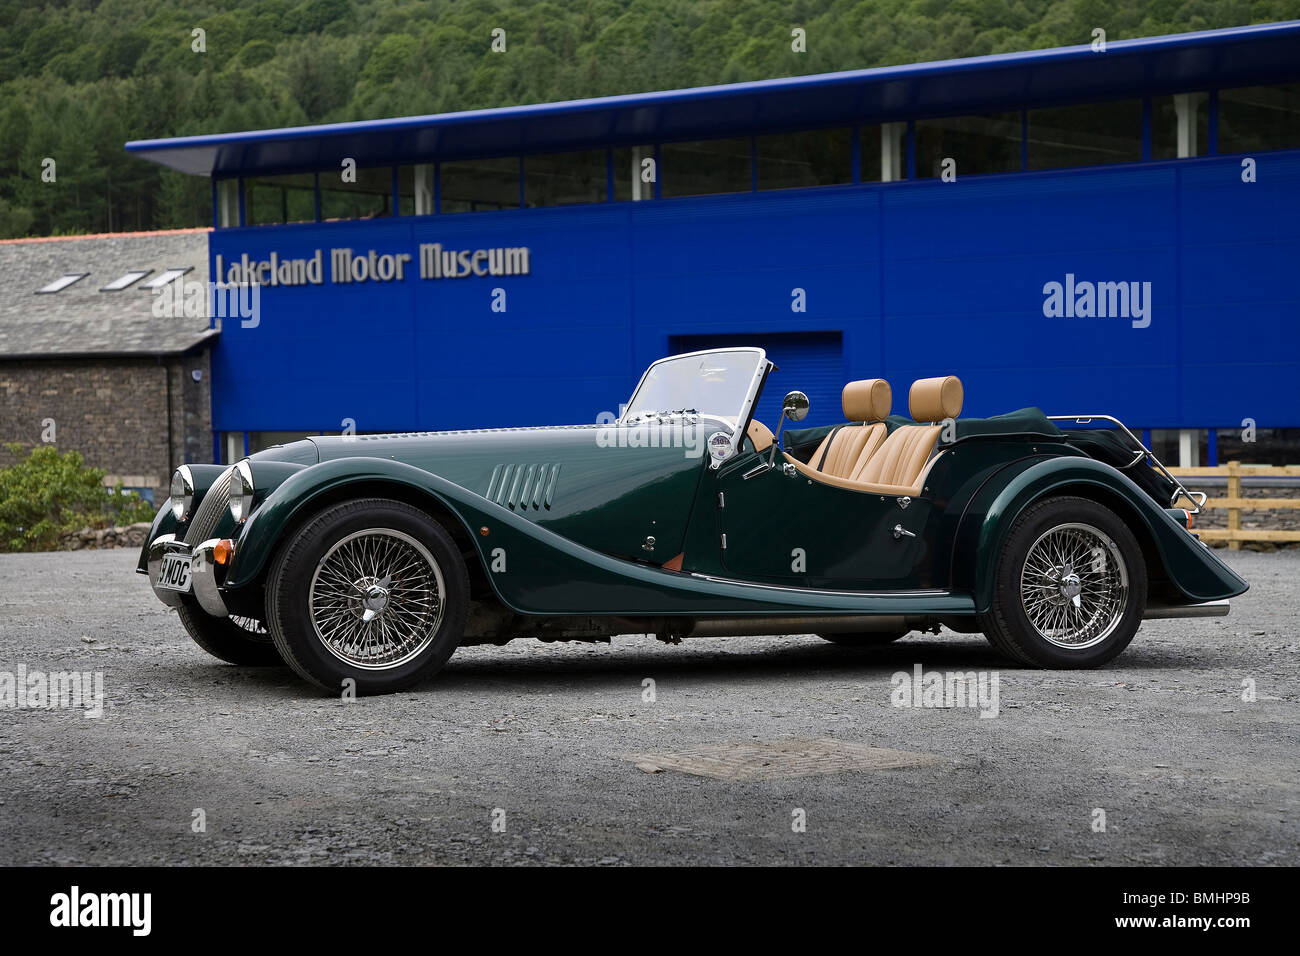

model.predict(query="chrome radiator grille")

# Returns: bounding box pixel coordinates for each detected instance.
[184,467,233,545]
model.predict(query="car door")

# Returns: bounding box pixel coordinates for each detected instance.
[714,457,932,589]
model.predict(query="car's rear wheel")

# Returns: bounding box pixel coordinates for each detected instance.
[265,498,468,694]
[176,597,283,665]
[817,631,907,646]
[980,496,1146,668]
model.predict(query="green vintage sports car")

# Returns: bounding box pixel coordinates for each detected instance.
[139,347,1246,694]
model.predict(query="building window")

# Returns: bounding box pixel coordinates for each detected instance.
[440,157,519,213]
[1027,99,1142,170]
[613,145,655,201]
[1219,83,1300,154]
[661,137,752,198]
[1152,92,1209,159]
[915,111,1021,178]
[319,166,393,221]
[245,173,317,225]
[1216,427,1300,467]
[755,128,852,190]
[524,149,607,206]
[35,273,88,293]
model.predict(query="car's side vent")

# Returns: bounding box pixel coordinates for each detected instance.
[486,463,561,510]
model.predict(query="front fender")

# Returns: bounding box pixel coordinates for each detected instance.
[224,457,483,589]
[957,457,1248,613]
[136,501,179,573]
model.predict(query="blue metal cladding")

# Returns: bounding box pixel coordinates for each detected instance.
[127,22,1300,178]
[209,149,1300,435]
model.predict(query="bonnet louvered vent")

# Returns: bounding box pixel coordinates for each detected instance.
[486,463,561,510]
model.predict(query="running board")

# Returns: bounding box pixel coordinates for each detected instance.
[1143,599,1230,620]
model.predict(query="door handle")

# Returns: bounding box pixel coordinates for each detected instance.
[892,524,916,540]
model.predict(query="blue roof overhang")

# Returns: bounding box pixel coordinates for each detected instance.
[126,21,1300,178]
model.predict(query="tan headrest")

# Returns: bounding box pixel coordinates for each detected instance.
[909,376,963,421]
[842,379,891,422]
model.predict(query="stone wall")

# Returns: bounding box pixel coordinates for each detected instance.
[0,350,212,503]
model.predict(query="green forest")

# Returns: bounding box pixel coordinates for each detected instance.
[1,0,1296,238]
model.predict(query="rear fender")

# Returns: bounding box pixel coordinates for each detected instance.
[957,457,1248,613]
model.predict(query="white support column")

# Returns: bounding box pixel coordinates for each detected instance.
[225,433,243,465]
[631,146,645,201]
[881,122,906,182]
[1174,93,1197,158]
[1173,96,1199,468]
[413,163,434,215]
[216,180,239,227]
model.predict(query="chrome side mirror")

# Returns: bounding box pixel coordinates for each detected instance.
[769,391,811,465]
[782,391,810,422]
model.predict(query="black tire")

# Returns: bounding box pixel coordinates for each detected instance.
[176,597,283,666]
[265,498,468,694]
[979,495,1147,668]
[817,631,908,646]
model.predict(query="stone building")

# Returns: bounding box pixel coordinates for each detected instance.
[0,229,216,505]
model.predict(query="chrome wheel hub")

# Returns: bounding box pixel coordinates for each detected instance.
[355,578,391,622]
[308,529,445,670]
[1058,572,1082,603]
[1020,522,1128,650]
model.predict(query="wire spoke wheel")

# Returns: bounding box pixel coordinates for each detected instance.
[1019,521,1128,650]
[308,528,445,670]
[230,615,268,636]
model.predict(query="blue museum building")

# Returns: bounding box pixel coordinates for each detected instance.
[123,21,1300,467]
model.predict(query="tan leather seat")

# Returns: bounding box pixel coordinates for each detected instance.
[856,376,963,488]
[781,375,963,495]
[808,379,891,479]
[746,418,774,452]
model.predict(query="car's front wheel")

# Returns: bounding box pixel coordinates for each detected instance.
[177,597,283,665]
[265,498,468,694]
[980,495,1146,668]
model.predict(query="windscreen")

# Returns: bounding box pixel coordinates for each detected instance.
[623,349,764,427]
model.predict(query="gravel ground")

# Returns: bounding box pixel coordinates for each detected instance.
[0,548,1295,866]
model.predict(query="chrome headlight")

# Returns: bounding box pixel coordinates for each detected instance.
[229,460,255,523]
[169,465,194,521]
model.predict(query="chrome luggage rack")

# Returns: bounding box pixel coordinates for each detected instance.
[1048,414,1208,515]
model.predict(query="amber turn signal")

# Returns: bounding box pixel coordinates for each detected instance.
[213,539,234,565]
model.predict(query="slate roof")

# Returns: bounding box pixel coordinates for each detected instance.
[0,229,217,358]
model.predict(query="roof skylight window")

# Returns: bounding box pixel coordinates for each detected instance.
[139,268,192,290]
[35,273,89,294]
[100,270,152,291]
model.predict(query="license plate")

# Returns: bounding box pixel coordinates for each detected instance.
[158,553,192,593]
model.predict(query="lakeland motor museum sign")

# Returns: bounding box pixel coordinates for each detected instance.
[213,243,532,287]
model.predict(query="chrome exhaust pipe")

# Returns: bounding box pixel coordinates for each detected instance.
[1143,600,1230,620]
[685,615,924,637]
